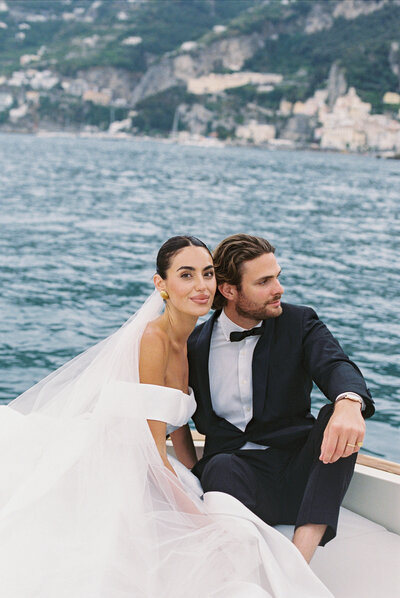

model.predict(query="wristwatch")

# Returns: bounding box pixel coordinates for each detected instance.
[335,392,363,409]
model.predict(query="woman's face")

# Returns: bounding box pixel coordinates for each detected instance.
[159,246,216,317]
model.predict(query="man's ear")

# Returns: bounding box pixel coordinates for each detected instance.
[218,282,237,302]
[153,274,166,294]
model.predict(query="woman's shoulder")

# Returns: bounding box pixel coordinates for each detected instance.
[139,320,170,385]
[141,320,169,352]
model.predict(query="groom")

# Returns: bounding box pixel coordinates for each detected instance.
[188,234,374,562]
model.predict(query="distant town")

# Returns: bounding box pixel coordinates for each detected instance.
[0,0,399,156]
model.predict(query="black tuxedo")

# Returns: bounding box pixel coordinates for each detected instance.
[187,303,374,544]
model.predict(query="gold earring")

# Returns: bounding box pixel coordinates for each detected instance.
[160,290,169,301]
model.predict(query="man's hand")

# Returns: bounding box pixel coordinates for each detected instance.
[319,400,365,464]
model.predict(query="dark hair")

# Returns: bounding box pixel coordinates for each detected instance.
[212,234,275,310]
[156,236,212,279]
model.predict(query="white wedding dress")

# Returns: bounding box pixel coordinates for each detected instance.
[0,293,333,597]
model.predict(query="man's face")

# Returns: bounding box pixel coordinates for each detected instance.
[234,252,284,321]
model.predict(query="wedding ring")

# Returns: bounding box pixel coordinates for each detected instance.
[346,443,357,448]
[357,441,363,447]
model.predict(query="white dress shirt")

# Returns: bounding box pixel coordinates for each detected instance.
[209,310,267,450]
[208,309,364,451]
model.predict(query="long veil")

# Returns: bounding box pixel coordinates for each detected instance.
[0,291,333,598]
[9,291,164,417]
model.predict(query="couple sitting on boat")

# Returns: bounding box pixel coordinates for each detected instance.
[0,234,373,597]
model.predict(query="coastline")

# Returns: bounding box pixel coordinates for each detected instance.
[1,127,399,159]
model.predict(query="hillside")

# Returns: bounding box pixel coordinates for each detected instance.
[0,0,399,152]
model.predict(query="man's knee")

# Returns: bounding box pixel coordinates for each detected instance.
[308,403,335,450]
[316,403,334,427]
[201,453,257,502]
[201,453,237,493]
[201,453,280,524]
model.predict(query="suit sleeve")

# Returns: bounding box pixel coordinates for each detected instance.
[301,307,375,418]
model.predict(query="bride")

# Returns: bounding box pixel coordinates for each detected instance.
[0,236,332,597]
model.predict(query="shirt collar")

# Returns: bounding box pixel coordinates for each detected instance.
[218,309,262,342]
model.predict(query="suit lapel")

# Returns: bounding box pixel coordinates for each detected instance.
[193,311,219,416]
[252,318,275,420]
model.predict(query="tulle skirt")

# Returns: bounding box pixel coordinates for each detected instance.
[0,389,332,598]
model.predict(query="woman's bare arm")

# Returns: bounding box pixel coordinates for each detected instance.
[170,425,197,469]
[139,327,176,476]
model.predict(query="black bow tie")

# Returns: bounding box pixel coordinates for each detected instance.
[229,326,263,342]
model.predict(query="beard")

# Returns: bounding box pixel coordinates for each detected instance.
[235,292,283,321]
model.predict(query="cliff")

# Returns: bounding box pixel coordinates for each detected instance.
[0,0,399,152]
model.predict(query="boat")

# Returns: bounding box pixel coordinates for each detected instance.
[167,432,400,597]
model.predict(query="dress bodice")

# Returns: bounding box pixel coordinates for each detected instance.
[95,381,196,434]
[139,384,196,435]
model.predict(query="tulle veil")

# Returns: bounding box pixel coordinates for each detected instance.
[9,290,164,417]
[0,291,333,597]
[3,290,258,597]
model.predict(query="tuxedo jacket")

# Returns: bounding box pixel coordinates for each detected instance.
[188,303,374,474]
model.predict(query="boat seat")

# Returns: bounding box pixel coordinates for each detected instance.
[276,507,400,598]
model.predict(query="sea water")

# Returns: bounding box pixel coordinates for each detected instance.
[0,133,399,461]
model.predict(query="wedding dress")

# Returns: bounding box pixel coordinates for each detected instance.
[0,292,333,597]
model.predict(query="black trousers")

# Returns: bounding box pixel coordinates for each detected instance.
[200,405,357,545]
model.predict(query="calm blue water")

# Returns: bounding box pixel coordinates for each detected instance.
[0,133,399,461]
